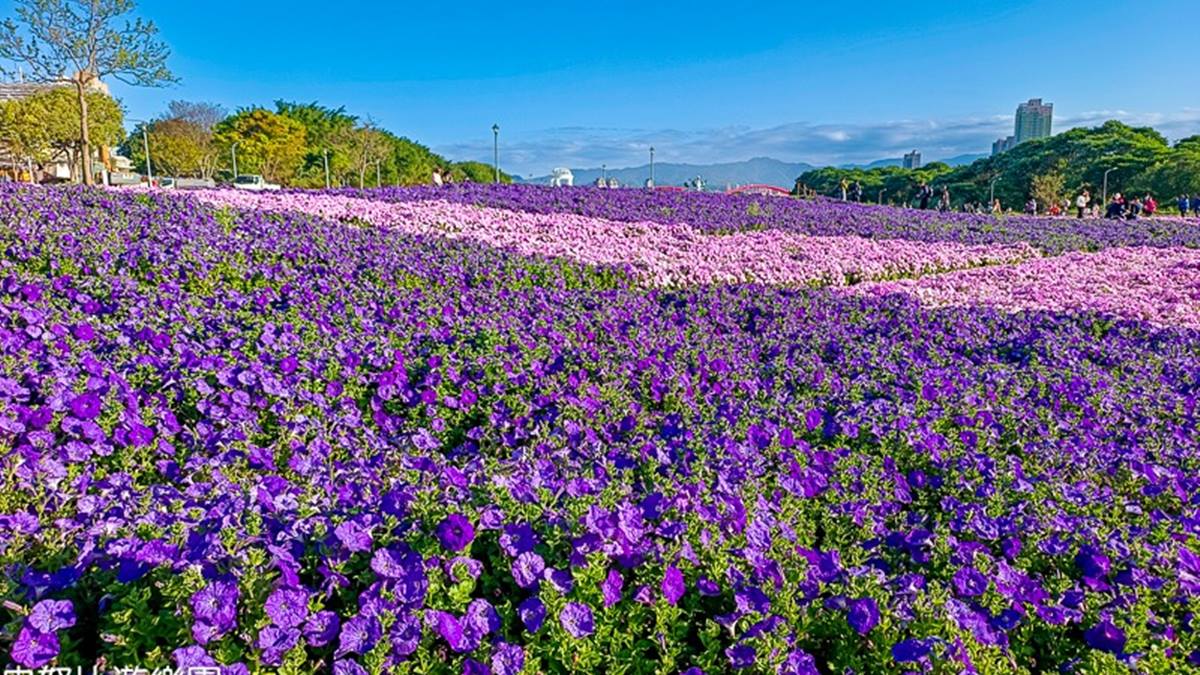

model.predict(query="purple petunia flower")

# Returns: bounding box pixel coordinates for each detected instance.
[390,612,422,658]
[559,602,595,639]
[303,610,340,647]
[337,615,381,656]
[334,520,374,553]
[662,565,685,606]
[257,625,301,666]
[499,523,539,556]
[952,567,989,597]
[518,596,546,633]
[463,659,491,675]
[847,597,879,635]
[512,551,545,589]
[265,587,310,629]
[10,625,59,669]
[601,568,624,607]
[332,659,369,675]
[69,392,102,420]
[892,638,933,663]
[726,644,757,670]
[427,609,468,652]
[463,598,500,640]
[437,513,476,552]
[1084,619,1126,655]
[778,649,820,675]
[1076,545,1111,580]
[28,599,76,633]
[491,642,525,675]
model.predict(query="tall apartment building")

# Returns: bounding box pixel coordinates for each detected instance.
[902,150,922,170]
[1014,98,1053,145]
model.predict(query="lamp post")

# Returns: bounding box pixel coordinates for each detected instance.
[602,164,607,183]
[129,119,153,187]
[230,143,238,180]
[1102,167,1116,204]
[878,189,886,205]
[649,146,655,188]
[989,175,1002,205]
[492,124,500,183]
[323,149,331,189]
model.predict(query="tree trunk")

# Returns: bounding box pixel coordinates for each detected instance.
[75,81,93,186]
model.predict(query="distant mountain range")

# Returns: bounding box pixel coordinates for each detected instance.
[517,157,814,190]
[516,153,989,188]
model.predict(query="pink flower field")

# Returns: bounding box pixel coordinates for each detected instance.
[192,191,1036,287]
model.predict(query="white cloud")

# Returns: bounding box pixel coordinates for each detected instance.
[435,110,1200,177]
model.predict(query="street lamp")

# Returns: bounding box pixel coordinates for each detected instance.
[230,142,238,180]
[492,124,500,184]
[1102,167,1117,204]
[602,164,607,183]
[649,146,655,188]
[127,119,154,186]
[878,188,886,205]
[323,149,331,189]
[989,175,1002,205]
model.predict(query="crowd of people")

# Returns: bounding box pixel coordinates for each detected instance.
[822,177,1200,221]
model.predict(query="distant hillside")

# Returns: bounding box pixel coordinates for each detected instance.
[518,157,814,189]
[941,121,1200,208]
[840,153,987,169]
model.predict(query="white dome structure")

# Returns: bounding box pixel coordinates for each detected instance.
[550,168,574,187]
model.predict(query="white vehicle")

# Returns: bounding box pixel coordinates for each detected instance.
[231,174,281,191]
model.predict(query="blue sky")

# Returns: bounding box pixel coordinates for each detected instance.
[11,0,1198,175]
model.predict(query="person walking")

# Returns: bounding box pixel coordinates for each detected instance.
[1075,190,1090,218]
[1193,194,1200,217]
[1024,197,1037,215]
[938,186,951,212]
[917,182,933,210]
[992,198,1002,215]
[1143,194,1157,216]
[1179,194,1191,217]
[851,181,863,203]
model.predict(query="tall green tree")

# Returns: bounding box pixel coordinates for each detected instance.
[0,0,174,184]
[214,108,307,185]
[0,86,122,180]
[122,101,225,178]
[275,100,357,187]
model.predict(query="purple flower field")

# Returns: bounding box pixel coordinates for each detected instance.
[3,184,1200,674]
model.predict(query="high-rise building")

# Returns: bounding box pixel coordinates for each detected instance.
[902,150,922,170]
[992,136,1016,156]
[1014,98,1053,145]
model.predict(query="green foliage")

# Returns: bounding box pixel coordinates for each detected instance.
[942,121,1190,209]
[0,0,174,184]
[1029,170,1066,211]
[798,163,955,205]
[213,108,308,184]
[0,86,124,179]
[454,160,513,184]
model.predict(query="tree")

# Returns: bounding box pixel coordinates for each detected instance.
[1029,170,1066,213]
[121,101,226,179]
[0,0,174,185]
[455,161,512,184]
[339,123,391,188]
[1,86,122,180]
[213,108,307,185]
[275,100,356,188]
[167,100,225,132]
